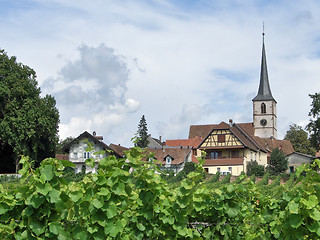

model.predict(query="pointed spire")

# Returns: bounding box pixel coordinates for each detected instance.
[253,29,276,102]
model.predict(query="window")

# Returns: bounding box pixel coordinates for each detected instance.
[228,167,232,172]
[72,152,78,159]
[231,150,239,158]
[261,103,266,114]
[84,152,90,159]
[218,134,225,143]
[206,151,221,159]
[166,156,172,165]
[217,167,221,172]
[250,152,253,161]
[204,168,209,173]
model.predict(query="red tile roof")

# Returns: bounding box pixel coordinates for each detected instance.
[145,148,191,165]
[55,154,69,160]
[109,144,129,157]
[165,136,203,148]
[254,137,294,155]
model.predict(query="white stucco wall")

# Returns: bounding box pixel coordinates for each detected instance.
[68,139,107,174]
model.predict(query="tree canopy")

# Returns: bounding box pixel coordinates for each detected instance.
[135,115,149,148]
[306,93,320,151]
[56,136,75,154]
[0,49,59,173]
[285,124,316,156]
[267,148,288,175]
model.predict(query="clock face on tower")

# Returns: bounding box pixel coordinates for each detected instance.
[260,119,267,126]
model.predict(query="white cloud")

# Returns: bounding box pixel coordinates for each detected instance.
[2,0,320,146]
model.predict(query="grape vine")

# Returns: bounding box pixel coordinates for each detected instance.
[0,148,320,239]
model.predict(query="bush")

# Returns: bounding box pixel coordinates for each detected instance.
[250,174,256,183]
[247,160,265,177]
[257,172,270,186]
[206,171,220,184]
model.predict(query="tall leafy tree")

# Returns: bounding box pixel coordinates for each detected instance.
[0,49,59,173]
[135,115,149,148]
[266,148,288,175]
[56,136,75,154]
[306,93,320,151]
[285,124,316,156]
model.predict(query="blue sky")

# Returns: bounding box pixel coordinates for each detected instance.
[1,0,320,146]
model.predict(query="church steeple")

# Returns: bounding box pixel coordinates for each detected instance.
[252,32,276,102]
[252,29,277,139]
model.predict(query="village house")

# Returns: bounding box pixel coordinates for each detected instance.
[62,131,122,174]
[146,147,193,174]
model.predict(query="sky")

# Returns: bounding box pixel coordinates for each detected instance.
[2,0,320,147]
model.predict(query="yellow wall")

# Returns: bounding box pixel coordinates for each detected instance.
[203,165,244,176]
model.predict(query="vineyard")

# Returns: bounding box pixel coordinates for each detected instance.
[1,147,320,239]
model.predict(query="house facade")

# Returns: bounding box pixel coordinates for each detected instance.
[286,152,315,173]
[63,131,121,174]
[190,121,268,176]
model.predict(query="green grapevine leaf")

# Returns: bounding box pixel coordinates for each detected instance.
[310,208,320,221]
[288,201,299,214]
[288,214,303,228]
[91,199,104,209]
[40,165,55,182]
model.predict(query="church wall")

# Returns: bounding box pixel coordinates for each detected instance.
[253,100,277,138]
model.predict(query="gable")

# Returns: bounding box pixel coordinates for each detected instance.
[200,129,244,148]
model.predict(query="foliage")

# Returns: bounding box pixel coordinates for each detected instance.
[166,162,200,184]
[257,171,270,186]
[56,137,75,154]
[1,149,320,239]
[0,49,59,173]
[246,160,265,177]
[285,124,316,156]
[306,92,320,150]
[267,148,288,175]
[135,115,149,148]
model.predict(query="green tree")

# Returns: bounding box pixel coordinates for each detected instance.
[284,124,316,156]
[0,49,59,173]
[135,115,149,148]
[56,136,75,154]
[246,160,265,176]
[306,93,320,150]
[266,148,288,175]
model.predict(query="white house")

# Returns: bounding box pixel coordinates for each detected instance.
[63,131,121,174]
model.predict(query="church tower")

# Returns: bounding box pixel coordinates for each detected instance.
[252,32,277,138]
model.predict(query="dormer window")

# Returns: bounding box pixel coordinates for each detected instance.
[261,103,266,114]
[165,155,172,165]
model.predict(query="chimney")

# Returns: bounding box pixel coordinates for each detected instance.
[229,119,233,127]
[159,136,162,142]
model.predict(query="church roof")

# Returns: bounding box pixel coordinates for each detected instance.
[252,35,276,102]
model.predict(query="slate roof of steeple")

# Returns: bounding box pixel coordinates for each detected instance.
[252,34,276,102]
